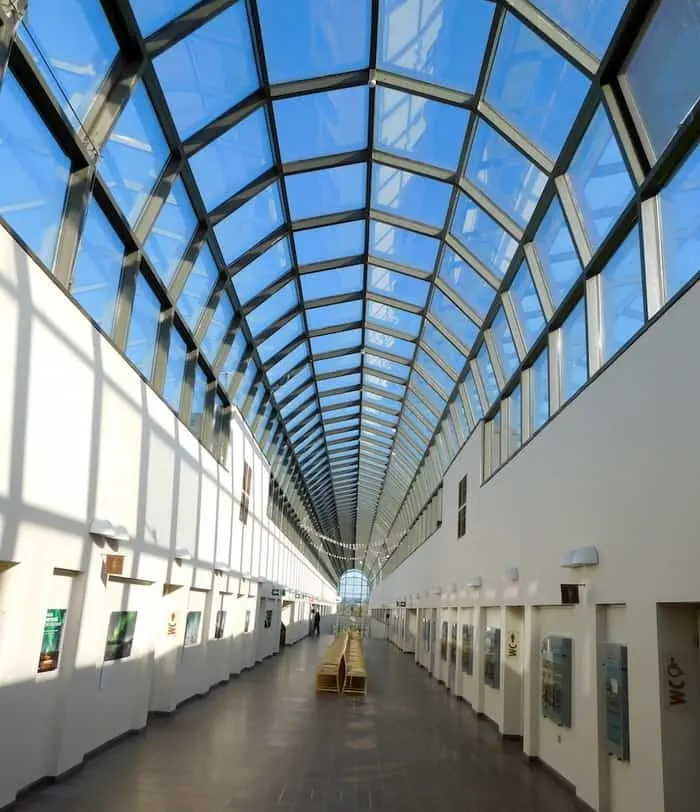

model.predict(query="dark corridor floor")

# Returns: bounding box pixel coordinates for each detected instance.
[13,637,581,811]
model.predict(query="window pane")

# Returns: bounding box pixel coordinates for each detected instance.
[366,300,422,337]
[247,281,298,336]
[508,385,522,455]
[491,308,519,379]
[364,353,409,380]
[177,244,219,332]
[268,344,308,386]
[302,265,364,301]
[71,198,123,333]
[214,182,284,264]
[422,322,465,376]
[233,238,292,305]
[201,293,234,361]
[415,349,454,396]
[476,343,499,406]
[375,87,469,170]
[310,328,362,356]
[152,2,259,138]
[274,87,369,162]
[451,193,517,279]
[126,274,161,379]
[286,163,366,221]
[259,0,370,82]
[658,145,700,301]
[99,83,170,226]
[0,71,70,269]
[188,108,273,212]
[20,0,118,127]
[144,177,198,285]
[429,289,479,349]
[559,299,588,404]
[599,227,644,363]
[623,0,700,159]
[163,328,188,412]
[233,359,258,410]
[567,106,635,252]
[130,0,197,37]
[367,265,429,307]
[377,0,494,92]
[534,196,583,308]
[438,247,496,318]
[219,330,247,390]
[372,164,451,228]
[485,13,589,160]
[465,119,547,228]
[508,261,545,349]
[294,220,365,265]
[530,348,549,432]
[307,300,363,331]
[369,220,439,273]
[464,372,483,420]
[530,0,626,57]
[365,329,415,360]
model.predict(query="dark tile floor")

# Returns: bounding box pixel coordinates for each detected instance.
[13,637,581,811]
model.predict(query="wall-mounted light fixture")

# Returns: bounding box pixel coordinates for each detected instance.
[504,567,519,582]
[89,519,130,545]
[560,546,599,568]
[174,547,192,562]
[466,576,483,589]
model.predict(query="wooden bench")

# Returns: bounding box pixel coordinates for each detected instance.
[342,634,367,696]
[315,633,348,694]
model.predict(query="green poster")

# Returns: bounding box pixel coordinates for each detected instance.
[104,611,138,661]
[37,609,66,673]
[184,611,202,646]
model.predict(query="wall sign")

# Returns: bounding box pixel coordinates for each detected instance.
[103,555,124,577]
[37,609,66,673]
[184,611,202,647]
[542,636,573,727]
[483,627,501,689]
[167,611,177,636]
[506,631,519,658]
[601,643,630,760]
[664,654,690,711]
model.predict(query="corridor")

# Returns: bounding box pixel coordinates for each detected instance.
[14,637,580,812]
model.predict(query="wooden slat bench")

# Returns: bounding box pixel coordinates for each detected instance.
[342,633,367,696]
[315,632,348,694]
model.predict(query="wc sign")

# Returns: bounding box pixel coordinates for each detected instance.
[664,654,690,711]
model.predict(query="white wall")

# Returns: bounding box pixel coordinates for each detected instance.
[0,227,336,807]
[371,277,700,812]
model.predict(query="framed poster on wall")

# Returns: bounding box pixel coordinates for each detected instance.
[264,609,273,628]
[244,609,251,632]
[483,627,501,689]
[462,624,474,675]
[184,611,202,646]
[440,621,448,661]
[450,623,457,663]
[214,610,226,640]
[104,611,137,661]
[37,609,66,673]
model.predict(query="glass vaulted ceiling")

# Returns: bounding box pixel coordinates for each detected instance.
[9,0,698,575]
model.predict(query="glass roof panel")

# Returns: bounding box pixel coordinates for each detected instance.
[323,405,361,421]
[364,405,399,424]
[364,373,406,399]
[508,261,546,350]
[464,371,484,420]
[533,194,583,308]
[286,163,366,222]
[233,238,292,305]
[476,342,499,406]
[318,373,362,393]
[301,265,364,302]
[366,301,422,338]
[214,182,284,264]
[294,220,365,266]
[451,192,518,279]
[219,330,247,391]
[314,353,362,376]
[369,220,439,273]
[188,108,273,212]
[287,403,317,433]
[365,329,415,360]
[20,0,118,128]
[567,105,635,252]
[377,0,494,92]
[438,246,496,318]
[310,329,363,355]
[98,82,170,226]
[267,343,308,386]
[144,177,198,285]
[245,385,265,424]
[152,3,259,138]
[258,0,371,83]
[363,391,401,412]
[257,314,303,362]
[275,365,312,404]
[411,371,446,414]
[375,88,469,170]
[530,0,627,58]
[422,322,466,376]
[415,349,455,395]
[485,12,590,160]
[491,308,519,379]
[130,1,198,36]
[247,280,298,336]
[232,359,258,410]
[307,300,363,331]
[406,388,440,423]
[465,118,548,227]
[372,164,451,228]
[429,288,479,348]
[364,353,410,380]
[321,391,361,409]
[201,292,234,362]
[367,265,429,307]
[280,384,315,417]
[274,86,369,162]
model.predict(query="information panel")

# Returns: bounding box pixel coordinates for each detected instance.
[462,624,474,675]
[601,643,630,760]
[483,627,501,689]
[541,636,573,727]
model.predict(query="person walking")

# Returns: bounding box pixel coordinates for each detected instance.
[313,609,321,637]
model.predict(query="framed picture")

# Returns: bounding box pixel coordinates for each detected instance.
[244,609,251,633]
[37,609,66,673]
[104,611,137,661]
[264,609,273,628]
[184,611,202,646]
[214,610,226,640]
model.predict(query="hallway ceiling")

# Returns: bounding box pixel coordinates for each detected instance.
[17,0,637,576]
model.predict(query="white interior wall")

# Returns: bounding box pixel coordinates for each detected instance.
[371,275,700,812]
[0,228,336,807]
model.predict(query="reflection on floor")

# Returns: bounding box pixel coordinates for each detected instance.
[13,637,580,811]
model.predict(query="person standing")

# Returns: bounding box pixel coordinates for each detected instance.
[313,609,321,637]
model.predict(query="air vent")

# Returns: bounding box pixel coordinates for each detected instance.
[561,584,580,605]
